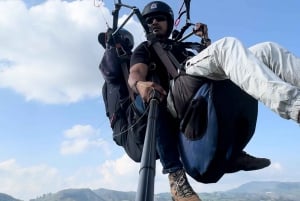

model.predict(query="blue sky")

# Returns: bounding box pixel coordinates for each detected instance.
[0,0,299,200]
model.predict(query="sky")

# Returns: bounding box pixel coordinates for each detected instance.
[0,0,300,200]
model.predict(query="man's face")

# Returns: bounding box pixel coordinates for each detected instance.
[145,14,168,38]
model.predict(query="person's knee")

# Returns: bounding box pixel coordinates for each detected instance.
[249,41,279,52]
[249,41,279,59]
[218,37,243,49]
[222,36,240,44]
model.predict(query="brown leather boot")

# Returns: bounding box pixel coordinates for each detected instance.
[168,169,202,201]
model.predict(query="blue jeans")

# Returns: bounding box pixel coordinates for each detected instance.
[135,96,183,174]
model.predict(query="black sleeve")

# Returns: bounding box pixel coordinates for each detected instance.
[130,42,151,67]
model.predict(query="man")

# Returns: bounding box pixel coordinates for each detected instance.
[128,1,271,201]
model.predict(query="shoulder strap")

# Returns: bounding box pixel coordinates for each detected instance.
[120,61,135,101]
[166,50,183,72]
[150,41,180,79]
[116,44,135,101]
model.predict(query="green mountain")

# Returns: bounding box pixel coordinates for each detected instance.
[3,181,300,201]
[0,193,22,201]
[199,181,300,201]
[93,188,136,201]
[29,189,105,201]
[224,181,300,201]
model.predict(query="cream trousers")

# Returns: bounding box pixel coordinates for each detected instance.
[185,37,300,123]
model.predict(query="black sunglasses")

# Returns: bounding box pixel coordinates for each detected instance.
[145,15,167,24]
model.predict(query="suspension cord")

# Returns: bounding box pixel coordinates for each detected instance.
[173,0,193,41]
[112,104,150,137]
[95,0,110,28]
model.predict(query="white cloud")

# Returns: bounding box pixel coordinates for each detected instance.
[0,156,160,200]
[60,154,141,190]
[59,154,169,194]
[0,159,61,201]
[188,161,290,193]
[60,124,110,155]
[0,155,297,201]
[270,162,283,171]
[0,0,144,104]
[98,154,140,188]
[64,124,95,138]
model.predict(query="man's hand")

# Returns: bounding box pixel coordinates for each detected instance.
[193,23,209,39]
[135,81,167,103]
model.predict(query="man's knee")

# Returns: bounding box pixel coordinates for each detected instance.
[249,41,279,55]
[215,37,244,51]
[220,36,241,44]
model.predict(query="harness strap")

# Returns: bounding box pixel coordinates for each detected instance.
[120,61,135,101]
[115,43,135,101]
[166,50,184,72]
[150,41,179,79]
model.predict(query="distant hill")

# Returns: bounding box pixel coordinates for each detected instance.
[0,193,22,201]
[29,189,105,201]
[224,181,300,201]
[93,188,136,201]
[3,181,300,201]
[30,188,171,201]
[229,181,300,193]
[199,181,300,201]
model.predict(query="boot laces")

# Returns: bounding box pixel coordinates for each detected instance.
[174,172,195,197]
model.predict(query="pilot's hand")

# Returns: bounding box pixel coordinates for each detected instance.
[135,81,166,103]
[194,23,209,39]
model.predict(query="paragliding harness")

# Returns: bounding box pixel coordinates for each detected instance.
[98,0,191,163]
[98,2,172,201]
[99,14,149,162]
[165,1,258,183]
[99,0,258,192]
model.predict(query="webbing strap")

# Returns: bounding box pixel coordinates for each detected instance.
[120,61,135,101]
[151,42,179,79]
[115,43,135,101]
